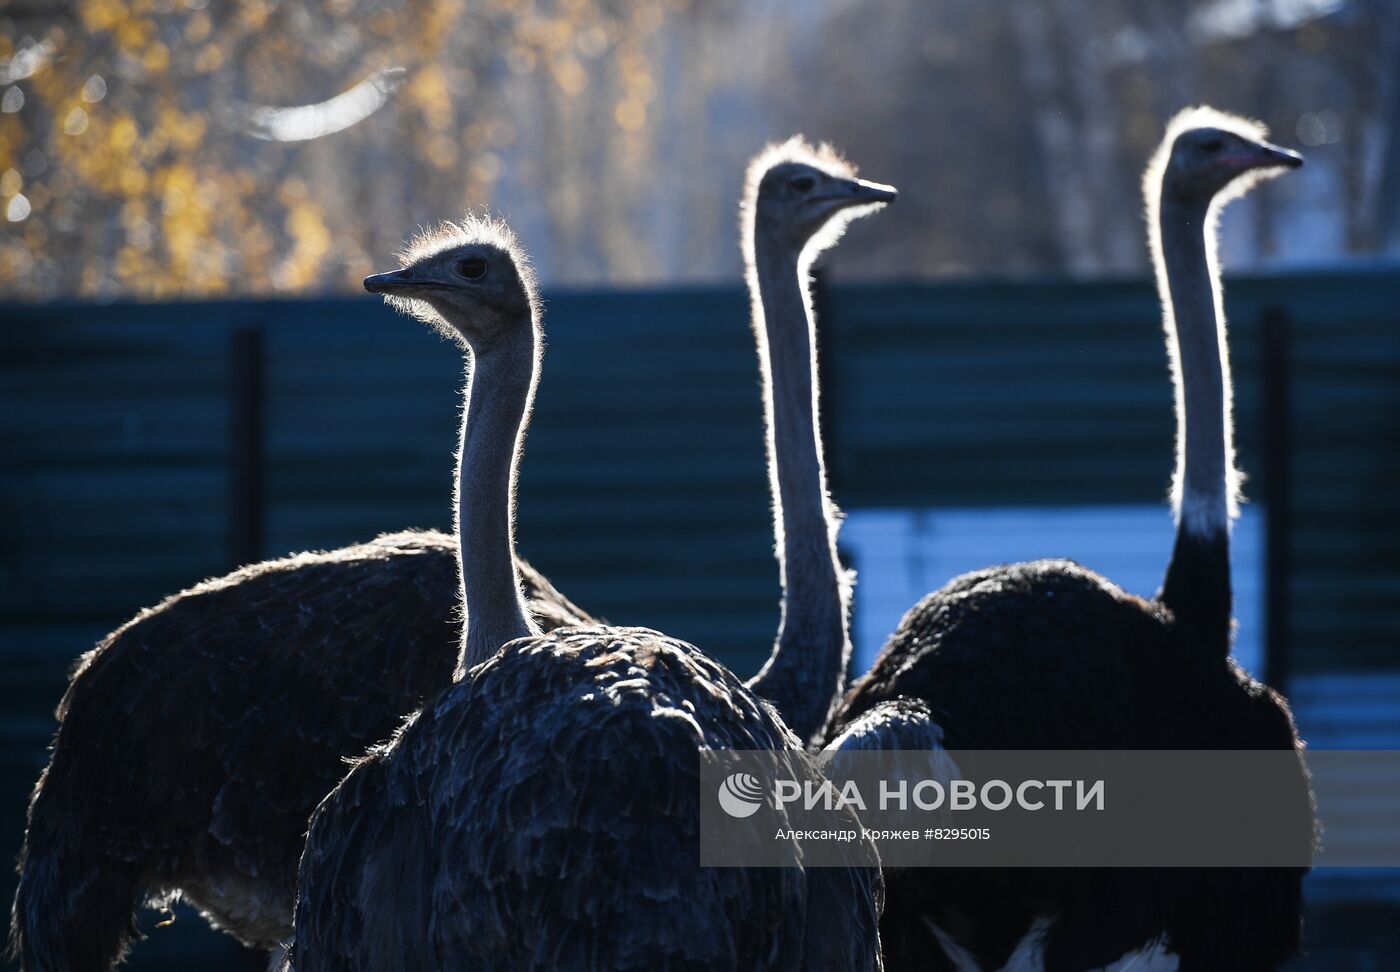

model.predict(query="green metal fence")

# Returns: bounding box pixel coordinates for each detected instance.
[1,270,1397,968]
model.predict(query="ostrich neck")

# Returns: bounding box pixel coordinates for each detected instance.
[454,325,541,677]
[1157,190,1234,653]
[1160,193,1232,538]
[744,228,849,744]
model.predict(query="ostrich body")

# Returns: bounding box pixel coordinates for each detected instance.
[9,532,588,970]
[740,137,898,745]
[12,451,588,962]
[283,217,883,971]
[823,109,1313,971]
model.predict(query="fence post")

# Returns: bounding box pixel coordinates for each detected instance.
[1261,306,1292,692]
[228,325,264,569]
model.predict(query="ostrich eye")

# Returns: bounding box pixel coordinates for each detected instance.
[457,257,488,279]
[791,175,816,193]
[1200,138,1224,152]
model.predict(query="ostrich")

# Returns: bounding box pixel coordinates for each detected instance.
[10,537,590,971]
[739,137,898,745]
[11,449,590,961]
[822,108,1314,971]
[8,138,892,972]
[282,215,883,970]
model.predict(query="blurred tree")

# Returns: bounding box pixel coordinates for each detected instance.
[0,0,1395,300]
[0,0,682,299]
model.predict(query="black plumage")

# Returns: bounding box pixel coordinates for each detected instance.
[822,108,1314,972]
[10,529,590,971]
[284,218,883,969]
[287,625,883,972]
[826,560,1311,971]
[1159,531,1231,657]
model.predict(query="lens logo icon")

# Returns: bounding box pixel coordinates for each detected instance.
[717,772,764,818]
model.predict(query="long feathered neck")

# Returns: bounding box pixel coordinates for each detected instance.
[743,220,850,744]
[453,321,543,677]
[1155,187,1234,654]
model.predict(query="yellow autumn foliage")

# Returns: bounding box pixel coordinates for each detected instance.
[1,0,674,301]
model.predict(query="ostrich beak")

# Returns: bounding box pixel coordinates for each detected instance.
[1253,141,1304,170]
[1221,141,1303,174]
[844,178,898,206]
[364,269,427,296]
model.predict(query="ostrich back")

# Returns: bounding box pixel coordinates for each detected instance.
[289,625,884,972]
[12,529,591,961]
[825,558,1311,972]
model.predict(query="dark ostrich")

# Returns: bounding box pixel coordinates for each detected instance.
[822,108,1315,972]
[9,135,893,972]
[740,137,898,745]
[282,215,883,970]
[9,533,590,971]
[10,352,592,967]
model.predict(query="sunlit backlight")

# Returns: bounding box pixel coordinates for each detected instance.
[63,107,89,136]
[470,152,503,183]
[246,66,406,142]
[1296,109,1342,146]
[82,75,108,103]
[7,193,31,222]
[1191,0,1344,41]
[576,26,609,58]
[615,98,645,131]
[0,39,54,84]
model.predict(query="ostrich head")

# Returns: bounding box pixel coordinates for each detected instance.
[1151,106,1302,206]
[364,214,540,348]
[742,136,897,260]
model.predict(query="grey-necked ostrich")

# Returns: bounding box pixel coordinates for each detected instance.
[823,108,1315,971]
[282,215,883,971]
[740,137,899,745]
[11,426,591,961]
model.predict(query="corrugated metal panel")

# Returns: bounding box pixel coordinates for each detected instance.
[1,273,1397,968]
[251,288,778,673]
[841,505,1267,677]
[827,272,1400,673]
[0,304,233,621]
[2,274,1396,677]
[2,275,1397,677]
